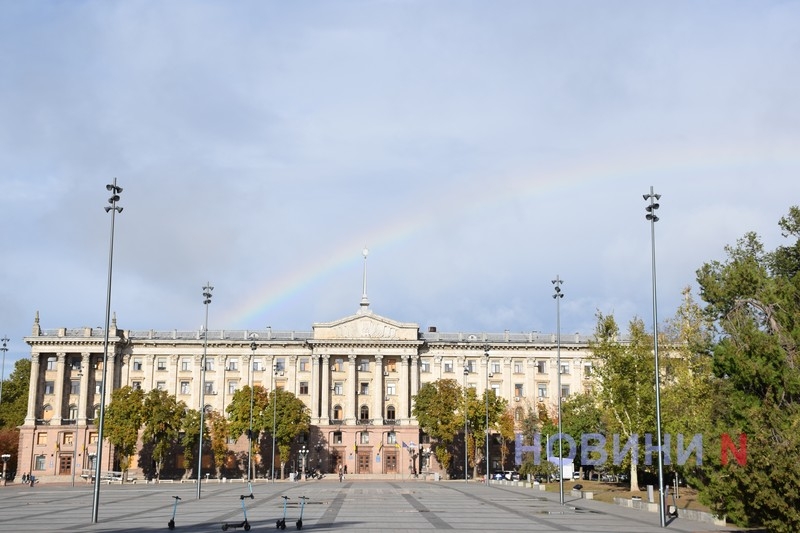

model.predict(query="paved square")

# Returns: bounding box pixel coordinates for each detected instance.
[0,480,740,532]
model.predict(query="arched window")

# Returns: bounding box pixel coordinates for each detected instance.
[332,405,342,421]
[360,405,369,421]
[68,404,79,420]
[514,407,523,422]
[42,404,53,421]
[386,405,396,420]
[93,404,101,419]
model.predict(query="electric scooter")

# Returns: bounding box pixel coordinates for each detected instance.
[296,496,309,530]
[222,493,254,531]
[167,495,181,530]
[276,495,290,530]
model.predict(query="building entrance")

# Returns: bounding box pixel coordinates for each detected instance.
[59,454,72,475]
[357,451,371,474]
[383,450,397,474]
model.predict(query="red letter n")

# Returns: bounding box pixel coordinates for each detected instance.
[720,433,747,466]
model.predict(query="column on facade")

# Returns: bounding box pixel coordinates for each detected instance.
[105,350,116,406]
[52,352,66,424]
[193,354,203,412]
[399,355,409,421]
[372,355,384,424]
[310,354,320,422]
[409,355,420,420]
[24,353,41,424]
[287,355,297,395]
[346,354,356,423]
[170,354,180,396]
[217,355,227,403]
[433,355,442,380]
[78,353,91,425]
[320,355,330,424]
[266,355,275,390]
[480,356,489,395]
[502,357,512,399]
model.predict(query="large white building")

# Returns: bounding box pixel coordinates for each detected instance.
[18,296,595,481]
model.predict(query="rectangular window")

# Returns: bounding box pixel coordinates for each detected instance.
[491,383,500,394]
[180,381,190,395]
[538,384,548,398]
[275,358,285,372]
[358,359,369,372]
[333,432,342,444]
[387,431,397,444]
[299,381,309,395]
[560,362,570,374]
[333,358,343,372]
[386,358,397,372]
[204,358,215,371]
[133,358,143,371]
[386,383,396,396]
[44,381,55,395]
[181,358,191,371]
[228,380,237,394]
[227,358,238,371]
[333,382,343,395]
[95,381,103,394]
[514,383,523,398]
[132,381,142,390]
[491,362,501,374]
[561,385,570,398]
[156,381,166,391]
[583,364,592,378]
[421,361,430,373]
[466,360,475,373]
[70,358,82,371]
[89,432,98,444]
[444,361,453,373]
[252,359,262,371]
[204,381,214,394]
[299,358,309,372]
[360,382,369,395]
[70,380,80,395]
[537,361,546,374]
[63,432,74,446]
[360,432,370,444]
[513,361,523,374]
[157,358,167,371]
[36,433,48,445]
[46,356,57,370]
[34,455,46,470]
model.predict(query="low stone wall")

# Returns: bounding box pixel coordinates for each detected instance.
[613,497,726,527]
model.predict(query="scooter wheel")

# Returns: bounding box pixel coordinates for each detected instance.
[244,522,251,531]
[168,519,175,530]
[222,524,229,531]
[297,518,303,529]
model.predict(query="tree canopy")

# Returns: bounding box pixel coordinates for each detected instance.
[100,385,144,475]
[0,358,30,430]
[412,378,464,477]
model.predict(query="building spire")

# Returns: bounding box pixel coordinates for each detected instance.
[359,246,370,313]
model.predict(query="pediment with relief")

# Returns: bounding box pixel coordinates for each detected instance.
[313,313,418,341]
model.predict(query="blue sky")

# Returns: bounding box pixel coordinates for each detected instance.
[2,1,800,369]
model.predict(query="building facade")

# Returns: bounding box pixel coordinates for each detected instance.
[19,301,595,481]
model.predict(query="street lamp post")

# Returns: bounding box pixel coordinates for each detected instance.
[0,336,8,404]
[1,453,9,486]
[298,445,308,480]
[91,179,123,523]
[248,335,258,482]
[484,347,491,486]
[271,363,278,483]
[553,276,565,505]
[463,366,469,483]
[644,187,667,527]
[196,283,213,500]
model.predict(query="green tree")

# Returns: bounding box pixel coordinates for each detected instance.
[0,428,20,479]
[466,388,507,479]
[141,389,185,478]
[207,410,230,476]
[0,358,31,430]
[256,389,310,479]
[497,408,515,470]
[560,392,603,477]
[100,386,144,479]
[226,385,269,478]
[590,312,656,492]
[181,408,201,479]
[412,379,463,478]
[694,208,800,532]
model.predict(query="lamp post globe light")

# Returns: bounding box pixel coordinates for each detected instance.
[248,335,258,482]
[463,366,469,483]
[552,276,565,505]
[644,187,667,527]
[91,179,123,523]
[299,445,309,480]
[196,283,213,500]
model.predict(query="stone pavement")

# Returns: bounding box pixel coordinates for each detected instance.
[0,478,742,532]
